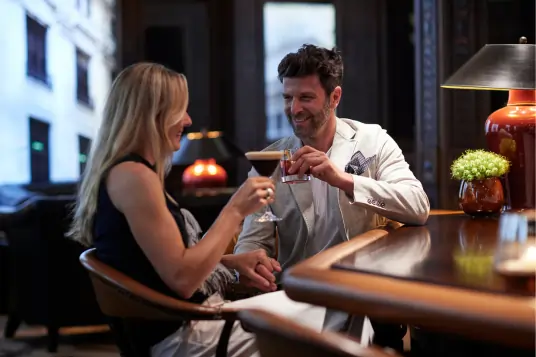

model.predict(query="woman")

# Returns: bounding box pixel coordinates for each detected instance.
[68,63,325,357]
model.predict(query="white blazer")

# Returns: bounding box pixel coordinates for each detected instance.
[235,118,430,271]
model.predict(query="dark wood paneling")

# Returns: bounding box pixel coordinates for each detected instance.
[116,0,145,68]
[334,0,388,128]
[414,0,440,207]
[440,0,490,209]
[415,0,491,209]
[208,0,235,135]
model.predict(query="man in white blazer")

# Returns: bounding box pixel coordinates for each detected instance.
[233,44,430,352]
[235,117,429,267]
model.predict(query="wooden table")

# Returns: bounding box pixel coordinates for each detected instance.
[283,212,535,349]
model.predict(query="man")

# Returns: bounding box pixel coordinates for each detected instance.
[233,44,430,351]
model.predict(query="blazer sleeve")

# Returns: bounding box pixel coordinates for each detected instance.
[233,168,277,257]
[347,131,430,225]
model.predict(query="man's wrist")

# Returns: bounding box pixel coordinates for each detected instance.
[335,172,355,197]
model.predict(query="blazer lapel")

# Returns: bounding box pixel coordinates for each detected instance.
[330,119,358,240]
[330,118,358,171]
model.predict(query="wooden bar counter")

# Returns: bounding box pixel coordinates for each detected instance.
[282,211,535,349]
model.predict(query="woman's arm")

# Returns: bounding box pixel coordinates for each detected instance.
[107,161,273,299]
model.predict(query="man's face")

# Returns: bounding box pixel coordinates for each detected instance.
[282,75,334,140]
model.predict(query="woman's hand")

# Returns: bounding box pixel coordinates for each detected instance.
[227,177,276,218]
[222,249,281,292]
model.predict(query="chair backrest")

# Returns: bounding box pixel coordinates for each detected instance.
[239,309,402,357]
[80,249,239,357]
[79,248,234,321]
[22,181,79,196]
[4,196,104,327]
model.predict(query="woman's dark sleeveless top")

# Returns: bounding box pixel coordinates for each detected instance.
[93,153,207,348]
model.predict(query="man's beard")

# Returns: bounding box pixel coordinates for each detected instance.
[287,100,331,140]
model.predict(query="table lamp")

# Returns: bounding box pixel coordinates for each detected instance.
[172,129,243,189]
[441,36,536,210]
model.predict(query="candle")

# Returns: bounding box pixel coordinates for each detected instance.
[495,246,536,276]
[521,246,536,261]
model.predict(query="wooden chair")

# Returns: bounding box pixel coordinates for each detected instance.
[239,309,403,357]
[79,248,240,357]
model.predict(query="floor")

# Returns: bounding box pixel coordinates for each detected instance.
[0,316,119,357]
[0,315,411,356]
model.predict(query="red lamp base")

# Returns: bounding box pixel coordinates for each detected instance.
[485,89,536,210]
[182,159,228,189]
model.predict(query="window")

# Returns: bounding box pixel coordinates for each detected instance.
[26,15,48,84]
[263,3,336,141]
[78,136,91,175]
[76,49,92,107]
[29,118,50,184]
[276,113,284,131]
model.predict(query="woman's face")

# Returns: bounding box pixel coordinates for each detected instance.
[168,112,192,151]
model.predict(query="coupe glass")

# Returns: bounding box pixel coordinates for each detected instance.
[245,151,283,222]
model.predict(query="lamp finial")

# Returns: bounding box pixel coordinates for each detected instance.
[519,36,528,44]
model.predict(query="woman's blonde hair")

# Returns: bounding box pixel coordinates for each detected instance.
[67,62,189,246]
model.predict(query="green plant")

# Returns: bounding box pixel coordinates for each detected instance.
[451,149,510,181]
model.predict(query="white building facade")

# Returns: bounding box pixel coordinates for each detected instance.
[0,0,115,184]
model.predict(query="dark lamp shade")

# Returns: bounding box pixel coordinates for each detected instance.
[172,131,243,165]
[441,43,536,91]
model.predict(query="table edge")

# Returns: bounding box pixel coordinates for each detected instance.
[282,212,535,348]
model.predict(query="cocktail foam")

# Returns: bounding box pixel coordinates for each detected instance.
[245,151,283,161]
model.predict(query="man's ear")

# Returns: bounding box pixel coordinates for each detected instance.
[331,86,342,109]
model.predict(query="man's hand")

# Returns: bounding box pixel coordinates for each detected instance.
[222,250,281,292]
[289,146,354,194]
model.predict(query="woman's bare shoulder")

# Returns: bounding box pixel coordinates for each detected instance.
[107,161,162,211]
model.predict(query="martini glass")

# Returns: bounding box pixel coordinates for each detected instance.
[244,151,283,222]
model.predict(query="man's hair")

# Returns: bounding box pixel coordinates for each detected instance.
[277,44,343,95]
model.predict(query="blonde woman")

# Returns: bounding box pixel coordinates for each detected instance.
[68,63,326,357]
